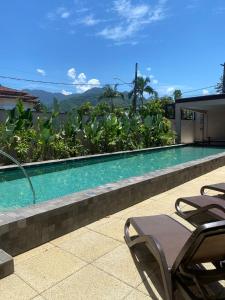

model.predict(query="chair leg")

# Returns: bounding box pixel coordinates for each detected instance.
[200,186,205,195]
[124,219,174,299]
[159,264,174,300]
[124,219,144,248]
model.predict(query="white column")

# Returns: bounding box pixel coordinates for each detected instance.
[175,105,182,143]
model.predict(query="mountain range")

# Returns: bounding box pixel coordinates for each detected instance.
[24,88,131,112]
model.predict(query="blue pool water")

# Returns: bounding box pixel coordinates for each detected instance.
[0,146,225,210]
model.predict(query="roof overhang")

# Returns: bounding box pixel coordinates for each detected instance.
[176,94,225,111]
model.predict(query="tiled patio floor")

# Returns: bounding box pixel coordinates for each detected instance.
[2,166,225,299]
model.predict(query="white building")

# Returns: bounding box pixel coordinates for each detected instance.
[0,85,38,110]
[175,94,225,144]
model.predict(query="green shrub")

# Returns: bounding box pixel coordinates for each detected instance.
[0,100,176,164]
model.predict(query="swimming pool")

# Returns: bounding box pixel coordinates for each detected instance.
[0,145,225,210]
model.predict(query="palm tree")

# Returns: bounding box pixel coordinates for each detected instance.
[99,85,124,111]
[173,89,182,100]
[216,76,223,94]
[129,76,156,111]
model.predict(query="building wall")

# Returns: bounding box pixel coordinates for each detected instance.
[180,120,195,143]
[207,109,225,140]
[175,105,225,143]
[0,98,34,110]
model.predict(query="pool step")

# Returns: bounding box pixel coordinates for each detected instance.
[0,249,14,278]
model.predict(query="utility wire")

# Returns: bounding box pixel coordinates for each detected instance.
[0,74,218,95]
[0,75,132,87]
[181,85,217,94]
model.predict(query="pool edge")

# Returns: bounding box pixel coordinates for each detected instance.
[0,143,185,171]
[0,150,225,257]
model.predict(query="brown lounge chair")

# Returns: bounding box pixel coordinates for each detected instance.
[124,215,225,300]
[175,195,225,223]
[201,183,225,195]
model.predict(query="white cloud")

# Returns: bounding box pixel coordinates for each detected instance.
[166,87,175,94]
[98,0,167,43]
[62,90,73,96]
[202,89,209,95]
[77,78,101,93]
[81,15,100,26]
[67,68,100,93]
[61,11,70,19]
[114,0,149,21]
[146,67,151,72]
[137,70,145,77]
[75,72,87,83]
[152,79,159,85]
[88,78,100,86]
[67,68,76,80]
[47,7,71,20]
[36,68,46,76]
[99,22,138,42]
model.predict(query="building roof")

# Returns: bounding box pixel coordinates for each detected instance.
[0,85,38,103]
[176,93,225,104]
[175,93,225,112]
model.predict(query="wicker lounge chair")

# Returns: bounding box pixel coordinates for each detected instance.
[201,183,225,196]
[124,214,225,299]
[175,195,225,223]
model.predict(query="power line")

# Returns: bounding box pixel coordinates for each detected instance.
[0,74,132,87]
[0,73,218,96]
[181,85,217,94]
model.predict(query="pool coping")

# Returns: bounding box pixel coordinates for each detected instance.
[0,143,184,171]
[0,146,225,258]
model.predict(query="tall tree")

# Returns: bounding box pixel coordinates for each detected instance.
[99,85,124,110]
[129,76,156,110]
[173,89,182,100]
[216,76,223,94]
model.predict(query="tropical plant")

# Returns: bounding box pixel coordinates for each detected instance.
[99,85,124,111]
[6,99,33,132]
[173,89,182,100]
[215,76,224,94]
[33,101,47,112]
[129,76,156,111]
[0,100,175,164]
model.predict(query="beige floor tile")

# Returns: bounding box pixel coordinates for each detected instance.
[147,192,170,201]
[15,247,86,293]
[14,243,55,266]
[94,244,156,288]
[137,278,164,299]
[7,166,225,299]
[57,230,121,262]
[42,264,132,300]
[138,280,186,300]
[91,218,127,242]
[125,289,150,299]
[166,184,201,197]
[51,227,89,246]
[119,203,175,221]
[0,274,37,300]
[118,208,151,221]
[137,271,185,300]
[110,205,143,219]
[86,216,114,230]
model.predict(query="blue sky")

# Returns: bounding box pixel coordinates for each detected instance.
[0,0,225,96]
